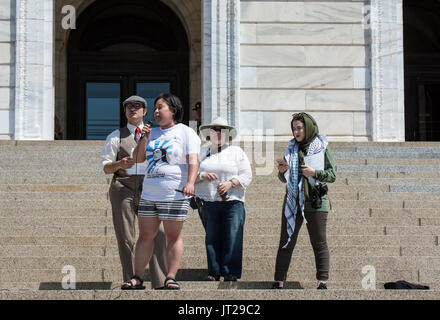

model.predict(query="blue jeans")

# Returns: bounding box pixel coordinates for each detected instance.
[200,200,246,278]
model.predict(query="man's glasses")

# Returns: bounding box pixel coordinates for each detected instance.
[211,127,226,132]
[126,103,144,110]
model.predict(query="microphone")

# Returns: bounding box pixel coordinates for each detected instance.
[140,120,153,140]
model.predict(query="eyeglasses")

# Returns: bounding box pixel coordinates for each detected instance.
[292,126,304,132]
[126,103,144,110]
[211,127,226,132]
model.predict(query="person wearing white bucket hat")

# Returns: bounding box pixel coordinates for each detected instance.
[195,117,252,282]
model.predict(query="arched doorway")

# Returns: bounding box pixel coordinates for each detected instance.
[66,0,189,139]
[404,0,440,141]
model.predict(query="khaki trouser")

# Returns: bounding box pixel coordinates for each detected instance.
[109,176,167,288]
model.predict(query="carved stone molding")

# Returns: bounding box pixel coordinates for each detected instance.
[370,0,405,141]
[14,0,54,140]
[202,0,240,130]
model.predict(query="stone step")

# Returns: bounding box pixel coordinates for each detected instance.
[3,166,440,176]
[336,165,440,173]
[337,193,440,201]
[0,184,110,193]
[1,288,439,300]
[0,208,110,217]
[1,256,440,270]
[1,140,437,148]
[2,162,439,177]
[349,146,440,153]
[0,268,428,284]
[333,152,440,159]
[2,280,437,291]
[390,185,440,193]
[1,223,440,237]
[3,175,437,187]
[2,142,439,152]
[263,208,440,218]
[2,152,440,163]
[0,183,397,194]
[1,199,439,210]
[1,140,439,146]
[0,214,435,232]
[2,244,440,258]
[336,158,440,165]
[0,174,110,184]
[2,191,439,202]
[4,145,440,157]
[1,207,440,224]
[1,207,439,219]
[2,174,437,186]
[330,200,440,209]
[0,234,437,247]
[342,171,440,179]
[2,215,440,229]
[345,177,440,185]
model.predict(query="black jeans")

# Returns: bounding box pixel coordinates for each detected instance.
[274,207,329,282]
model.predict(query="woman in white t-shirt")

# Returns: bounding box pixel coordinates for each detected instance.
[121,93,201,290]
[195,117,252,282]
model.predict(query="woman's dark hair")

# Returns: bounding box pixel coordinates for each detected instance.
[291,113,305,134]
[154,93,184,123]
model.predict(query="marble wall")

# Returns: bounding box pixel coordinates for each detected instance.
[0,0,406,141]
[0,0,15,139]
[239,0,373,141]
[370,0,405,142]
[13,0,54,140]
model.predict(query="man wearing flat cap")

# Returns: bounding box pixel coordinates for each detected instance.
[101,95,167,289]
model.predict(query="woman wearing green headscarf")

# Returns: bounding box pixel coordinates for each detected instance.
[273,113,336,290]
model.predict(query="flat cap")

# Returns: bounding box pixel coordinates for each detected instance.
[122,95,147,108]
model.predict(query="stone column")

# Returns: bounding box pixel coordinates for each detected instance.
[14,0,54,140]
[202,0,240,131]
[370,0,405,141]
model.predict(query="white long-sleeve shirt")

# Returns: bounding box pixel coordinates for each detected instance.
[195,145,252,202]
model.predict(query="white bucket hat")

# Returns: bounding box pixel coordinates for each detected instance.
[199,117,237,141]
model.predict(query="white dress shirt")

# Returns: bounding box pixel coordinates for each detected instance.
[100,123,147,175]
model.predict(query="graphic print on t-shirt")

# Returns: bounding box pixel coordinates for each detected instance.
[146,139,173,177]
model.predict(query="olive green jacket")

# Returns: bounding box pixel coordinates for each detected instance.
[278,147,336,212]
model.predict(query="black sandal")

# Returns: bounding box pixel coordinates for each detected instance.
[121,275,146,290]
[206,275,220,281]
[164,276,180,290]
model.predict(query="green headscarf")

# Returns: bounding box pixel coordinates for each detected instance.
[294,112,319,165]
[292,112,320,199]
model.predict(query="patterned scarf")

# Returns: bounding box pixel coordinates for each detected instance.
[282,134,328,248]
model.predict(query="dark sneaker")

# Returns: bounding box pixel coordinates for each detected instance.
[272,282,284,289]
[317,283,327,290]
[224,275,238,282]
